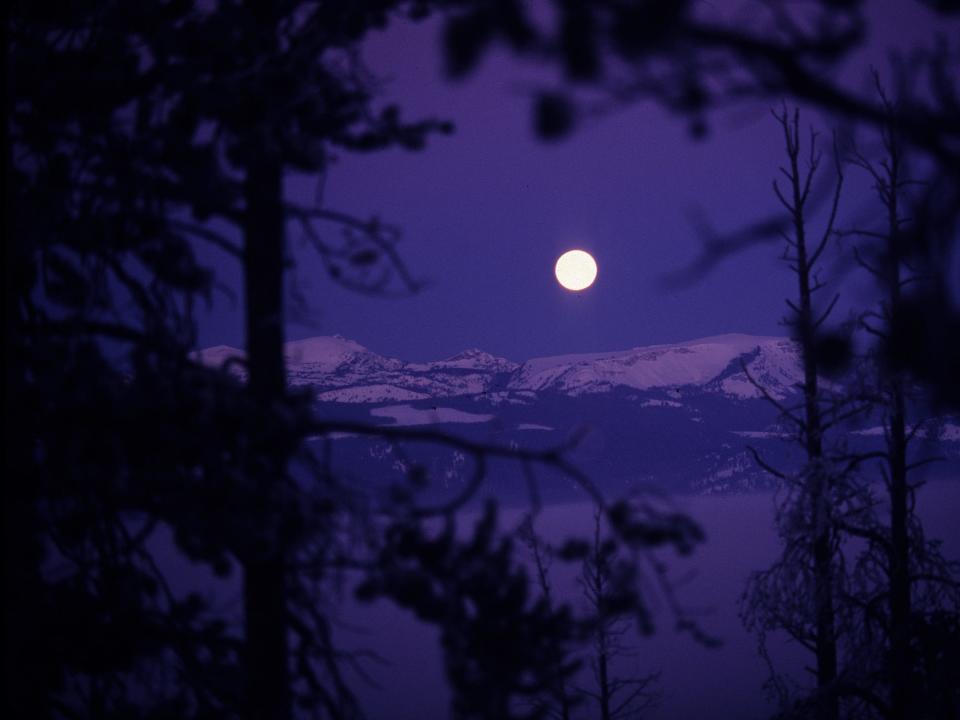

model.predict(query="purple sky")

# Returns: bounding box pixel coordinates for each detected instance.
[193,3,952,363]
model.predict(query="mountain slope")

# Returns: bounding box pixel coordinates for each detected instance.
[194,334,958,497]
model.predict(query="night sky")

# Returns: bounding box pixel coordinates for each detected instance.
[193,3,953,363]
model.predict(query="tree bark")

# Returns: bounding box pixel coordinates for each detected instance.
[598,646,612,720]
[5,182,44,717]
[242,151,291,720]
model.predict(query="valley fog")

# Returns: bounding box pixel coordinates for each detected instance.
[334,480,960,720]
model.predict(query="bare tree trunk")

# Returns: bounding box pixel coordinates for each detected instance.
[888,379,909,720]
[597,644,612,720]
[589,510,614,720]
[883,143,910,720]
[852,112,913,718]
[242,150,291,720]
[795,205,838,720]
[4,210,42,716]
[783,113,839,720]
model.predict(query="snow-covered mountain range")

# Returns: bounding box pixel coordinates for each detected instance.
[196,333,802,403]
[195,334,958,497]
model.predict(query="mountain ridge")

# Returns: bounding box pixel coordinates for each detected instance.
[194,332,800,404]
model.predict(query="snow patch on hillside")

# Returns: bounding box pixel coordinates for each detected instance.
[191,344,245,370]
[853,423,960,441]
[316,385,430,403]
[941,424,960,441]
[720,339,802,399]
[731,430,790,439]
[193,336,372,374]
[641,399,684,408]
[370,405,495,427]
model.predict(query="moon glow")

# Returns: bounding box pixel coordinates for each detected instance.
[554,249,598,291]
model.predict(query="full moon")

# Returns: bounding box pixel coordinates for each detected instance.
[554,249,598,291]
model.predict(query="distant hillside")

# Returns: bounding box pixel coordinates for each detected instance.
[194,334,960,500]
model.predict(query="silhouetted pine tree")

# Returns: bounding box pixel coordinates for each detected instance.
[518,507,677,720]
[575,508,659,720]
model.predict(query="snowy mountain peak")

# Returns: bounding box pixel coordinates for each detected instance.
[429,348,519,373]
[190,344,245,370]
[283,335,369,367]
[509,334,791,397]
[448,348,497,361]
